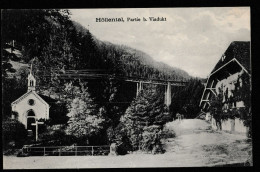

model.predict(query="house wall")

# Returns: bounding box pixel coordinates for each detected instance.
[12,92,49,128]
[209,69,248,135]
[221,119,232,131]
[211,117,248,135]
[215,70,243,97]
[211,118,217,130]
[235,118,248,133]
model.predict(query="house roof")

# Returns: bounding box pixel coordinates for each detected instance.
[211,41,250,74]
[11,90,49,107]
[199,41,250,110]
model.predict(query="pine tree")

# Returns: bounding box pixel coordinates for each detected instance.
[120,85,169,151]
[169,79,204,118]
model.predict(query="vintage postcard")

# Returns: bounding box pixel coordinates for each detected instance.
[2,7,251,168]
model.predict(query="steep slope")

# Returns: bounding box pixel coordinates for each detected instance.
[93,39,191,81]
[3,10,192,82]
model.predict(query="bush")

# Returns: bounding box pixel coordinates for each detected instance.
[39,125,77,146]
[140,125,165,154]
[116,135,132,155]
[2,118,28,150]
[161,127,176,139]
[107,124,133,155]
[3,149,20,156]
[114,123,166,154]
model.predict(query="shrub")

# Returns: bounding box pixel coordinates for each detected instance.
[161,127,176,139]
[140,125,165,154]
[2,118,28,150]
[116,137,131,155]
[107,123,133,155]
[39,125,76,146]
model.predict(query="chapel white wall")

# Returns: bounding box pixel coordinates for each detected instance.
[12,93,49,128]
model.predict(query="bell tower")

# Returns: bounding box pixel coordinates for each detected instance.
[28,64,36,92]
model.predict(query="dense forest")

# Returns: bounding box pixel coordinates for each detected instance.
[2,9,204,152]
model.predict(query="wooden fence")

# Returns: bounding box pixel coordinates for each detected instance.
[22,145,110,156]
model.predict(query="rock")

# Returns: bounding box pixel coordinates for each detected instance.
[109,143,118,156]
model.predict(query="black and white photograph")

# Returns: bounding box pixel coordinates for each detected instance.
[2,7,252,168]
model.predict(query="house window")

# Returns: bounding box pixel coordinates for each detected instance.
[28,99,35,106]
[221,55,226,61]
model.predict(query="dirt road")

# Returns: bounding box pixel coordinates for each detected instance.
[163,119,252,166]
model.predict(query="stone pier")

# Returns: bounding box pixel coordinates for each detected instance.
[165,82,171,107]
[136,81,172,107]
[136,81,143,96]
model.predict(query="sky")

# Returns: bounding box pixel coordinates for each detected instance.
[70,8,250,78]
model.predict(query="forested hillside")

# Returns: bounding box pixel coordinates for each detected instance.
[2,9,204,151]
[2,9,191,81]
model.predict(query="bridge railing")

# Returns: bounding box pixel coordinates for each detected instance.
[37,69,188,84]
[22,145,110,156]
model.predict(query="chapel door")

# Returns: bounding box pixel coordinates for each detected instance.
[27,117,35,130]
[27,110,36,131]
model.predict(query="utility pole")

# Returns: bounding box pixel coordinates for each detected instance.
[31,120,44,141]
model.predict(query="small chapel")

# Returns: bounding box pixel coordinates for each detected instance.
[11,64,50,131]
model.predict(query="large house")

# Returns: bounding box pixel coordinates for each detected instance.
[200,41,251,134]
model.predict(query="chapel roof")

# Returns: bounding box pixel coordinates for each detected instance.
[11,90,49,107]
